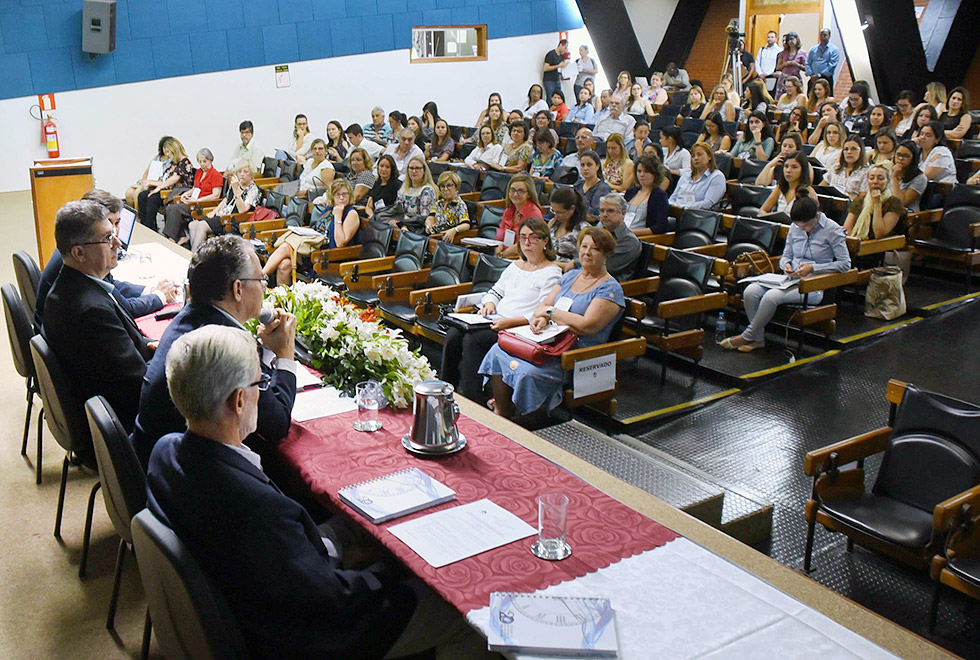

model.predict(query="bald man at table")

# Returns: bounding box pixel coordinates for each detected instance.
[147,325,492,659]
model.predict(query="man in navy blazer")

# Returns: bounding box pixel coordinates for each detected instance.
[43,201,155,439]
[148,326,486,659]
[34,190,176,333]
[132,235,297,470]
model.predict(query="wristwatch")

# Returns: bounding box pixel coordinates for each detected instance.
[545,306,555,320]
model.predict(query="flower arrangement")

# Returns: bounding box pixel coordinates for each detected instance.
[263,281,435,409]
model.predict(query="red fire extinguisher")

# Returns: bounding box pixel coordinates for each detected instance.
[43,114,60,158]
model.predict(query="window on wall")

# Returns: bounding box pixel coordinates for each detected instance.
[411,25,488,63]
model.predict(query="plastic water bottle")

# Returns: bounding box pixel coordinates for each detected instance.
[715,312,726,344]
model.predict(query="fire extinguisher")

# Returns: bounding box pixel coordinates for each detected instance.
[43,115,60,158]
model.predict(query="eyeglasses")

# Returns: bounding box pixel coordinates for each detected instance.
[239,276,267,285]
[519,234,543,243]
[76,234,117,248]
[249,373,272,391]
[510,188,528,196]
[439,183,457,190]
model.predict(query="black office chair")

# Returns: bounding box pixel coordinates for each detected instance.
[480,171,512,201]
[261,156,281,178]
[132,509,248,660]
[428,161,451,179]
[378,242,471,331]
[910,184,980,292]
[728,184,772,218]
[673,209,722,249]
[737,159,768,184]
[29,334,101,578]
[86,395,147,632]
[474,205,505,240]
[455,167,481,194]
[2,284,43,484]
[415,253,511,343]
[345,231,429,307]
[12,251,41,320]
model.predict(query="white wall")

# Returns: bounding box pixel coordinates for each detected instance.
[0,30,595,195]
[828,0,877,100]
[623,0,680,67]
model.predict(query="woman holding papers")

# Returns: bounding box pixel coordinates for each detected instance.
[481,226,625,420]
[442,218,561,405]
[463,125,502,170]
[721,192,850,352]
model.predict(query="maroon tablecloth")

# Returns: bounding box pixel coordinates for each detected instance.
[280,408,680,613]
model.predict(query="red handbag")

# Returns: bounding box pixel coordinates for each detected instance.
[497,330,578,366]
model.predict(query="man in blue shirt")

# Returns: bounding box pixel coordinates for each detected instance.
[806,28,841,92]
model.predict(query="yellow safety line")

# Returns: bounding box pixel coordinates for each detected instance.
[621,388,741,424]
[922,291,980,310]
[740,350,840,379]
[837,317,922,344]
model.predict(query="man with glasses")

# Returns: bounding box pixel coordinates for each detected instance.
[593,95,636,142]
[43,201,155,440]
[561,193,640,281]
[131,235,298,471]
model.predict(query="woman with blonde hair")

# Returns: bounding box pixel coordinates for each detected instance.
[775,76,806,113]
[806,78,834,113]
[843,163,907,240]
[424,171,471,242]
[341,147,376,203]
[924,82,947,115]
[396,156,437,220]
[138,136,193,230]
[614,70,632,98]
[645,72,669,106]
[811,119,845,171]
[701,84,737,122]
[602,133,635,193]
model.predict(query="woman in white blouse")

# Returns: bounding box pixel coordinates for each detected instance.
[660,126,691,175]
[440,217,561,404]
[915,121,958,184]
[824,134,870,199]
[283,114,313,164]
[811,120,845,172]
[464,125,503,170]
[524,84,550,118]
[774,76,806,114]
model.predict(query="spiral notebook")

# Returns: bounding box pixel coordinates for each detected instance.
[487,592,618,656]
[338,468,455,524]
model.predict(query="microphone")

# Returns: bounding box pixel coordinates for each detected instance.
[258,308,275,325]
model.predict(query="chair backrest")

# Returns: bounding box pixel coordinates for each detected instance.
[131,509,248,660]
[729,184,772,217]
[263,190,287,215]
[85,396,145,544]
[725,216,780,261]
[477,205,505,239]
[957,139,980,160]
[649,115,672,131]
[681,117,705,134]
[943,183,980,211]
[481,171,512,201]
[393,231,428,273]
[674,209,722,249]
[660,104,681,118]
[737,159,768,184]
[361,222,395,260]
[278,161,299,182]
[426,243,470,288]
[428,161,450,179]
[458,143,478,162]
[470,254,511,293]
[937,184,980,248]
[29,334,91,456]
[12,251,41,319]
[261,156,281,178]
[657,248,714,302]
[630,240,656,280]
[455,167,481,194]
[2,283,34,381]
[714,153,733,179]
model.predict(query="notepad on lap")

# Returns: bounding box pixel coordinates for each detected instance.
[508,323,569,344]
[487,592,618,656]
[338,468,455,524]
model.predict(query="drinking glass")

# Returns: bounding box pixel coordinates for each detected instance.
[353,381,383,432]
[531,493,571,560]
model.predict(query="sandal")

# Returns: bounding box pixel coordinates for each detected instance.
[737,341,766,353]
[487,398,496,412]
[719,337,742,350]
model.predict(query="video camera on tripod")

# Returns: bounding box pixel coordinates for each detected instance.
[723,19,747,97]
[725,19,745,51]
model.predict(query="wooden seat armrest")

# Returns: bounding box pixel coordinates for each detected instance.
[409,282,475,306]
[668,205,684,218]
[657,291,728,319]
[453,229,478,241]
[934,485,980,533]
[459,192,482,203]
[803,427,892,476]
[720,213,737,229]
[620,276,659,297]
[908,209,943,226]
[240,218,286,234]
[476,198,507,209]
[687,243,727,258]
[561,337,647,369]
[370,268,431,289]
[798,268,860,294]
[641,233,675,246]
[885,379,909,405]
[378,287,415,304]
[633,229,653,239]
[847,235,907,256]
[313,246,363,269]
[970,222,980,239]
[253,176,279,186]
[338,256,396,277]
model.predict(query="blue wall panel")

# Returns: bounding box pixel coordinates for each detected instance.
[0,0,584,99]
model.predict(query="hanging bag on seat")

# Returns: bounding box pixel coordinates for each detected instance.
[864,265,906,320]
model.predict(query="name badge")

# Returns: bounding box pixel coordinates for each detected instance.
[623,211,637,228]
[375,199,386,210]
[190,187,201,200]
[503,229,516,247]
[555,296,574,312]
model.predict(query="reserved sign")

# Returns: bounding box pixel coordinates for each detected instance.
[573,354,615,398]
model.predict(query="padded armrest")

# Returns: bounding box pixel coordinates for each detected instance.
[804,426,892,475]
[934,484,980,533]
[658,291,728,319]
[798,269,859,294]
[371,268,431,289]
[409,282,475,306]
[560,337,647,370]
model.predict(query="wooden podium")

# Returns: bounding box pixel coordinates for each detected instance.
[30,157,95,268]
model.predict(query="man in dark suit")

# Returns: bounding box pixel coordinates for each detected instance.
[148,325,486,659]
[43,200,154,439]
[34,189,176,333]
[132,235,296,470]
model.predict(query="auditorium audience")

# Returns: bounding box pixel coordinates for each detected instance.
[809,100,842,145]
[339,147,376,203]
[737,41,757,87]
[524,84,549,118]
[225,120,264,175]
[576,150,612,222]
[904,104,938,141]
[162,148,224,245]
[421,104,441,141]
[573,45,598,100]
[281,114,312,163]
[594,89,613,124]
[138,137,194,231]
[775,106,809,143]
[528,110,556,145]
[43,200,153,438]
[721,192,849,353]
[722,73,741,107]
[774,76,806,113]
[325,120,350,162]
[407,115,430,150]
[568,86,597,124]
[364,154,401,219]
[660,126,691,175]
[843,164,908,240]
[126,136,170,209]
[756,30,780,83]
[697,112,733,153]
[132,234,298,468]
[464,125,503,170]
[860,105,893,142]
[614,71,632,98]
[891,141,928,212]
[892,90,918,136]
[561,126,596,170]
[474,92,503,128]
[482,103,509,144]
[481,225,625,420]
[627,121,654,161]
[602,133,635,192]
[387,111,408,146]
[625,154,670,232]
[626,83,655,119]
[425,119,455,162]
[871,129,898,165]
[550,89,570,122]
[497,173,544,257]
[425,171,470,242]
[443,218,560,405]
[775,32,807,99]
[645,72,670,106]
[759,150,811,215]
[146,326,485,659]
[396,157,437,221]
[924,81,948,115]
[840,82,873,134]
[542,39,569,101]
[805,28,840,89]
[189,161,261,251]
[824,134,871,198]
[593,95,636,141]
[363,106,392,145]
[380,129,425,177]
[731,111,775,160]
[664,63,691,91]
[668,143,726,210]
[940,87,972,139]
[755,132,807,186]
[915,121,958,184]
[806,77,834,113]
[741,79,774,117]
[276,138,335,198]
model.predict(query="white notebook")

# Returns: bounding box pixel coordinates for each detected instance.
[507,323,569,344]
[487,592,618,656]
[338,468,455,524]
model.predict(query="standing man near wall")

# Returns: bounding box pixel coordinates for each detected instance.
[806,28,840,93]
[757,30,781,93]
[543,39,570,103]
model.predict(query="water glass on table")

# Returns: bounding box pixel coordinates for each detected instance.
[531,493,571,560]
[354,381,383,432]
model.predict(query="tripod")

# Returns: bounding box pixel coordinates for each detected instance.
[721,38,744,100]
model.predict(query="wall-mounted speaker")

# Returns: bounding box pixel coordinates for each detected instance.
[82,0,116,56]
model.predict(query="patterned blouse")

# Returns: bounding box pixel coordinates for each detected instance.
[214,183,261,216]
[428,198,470,234]
[501,142,533,168]
[603,159,625,188]
[165,157,195,188]
[550,220,585,261]
[530,150,562,179]
[397,185,436,217]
